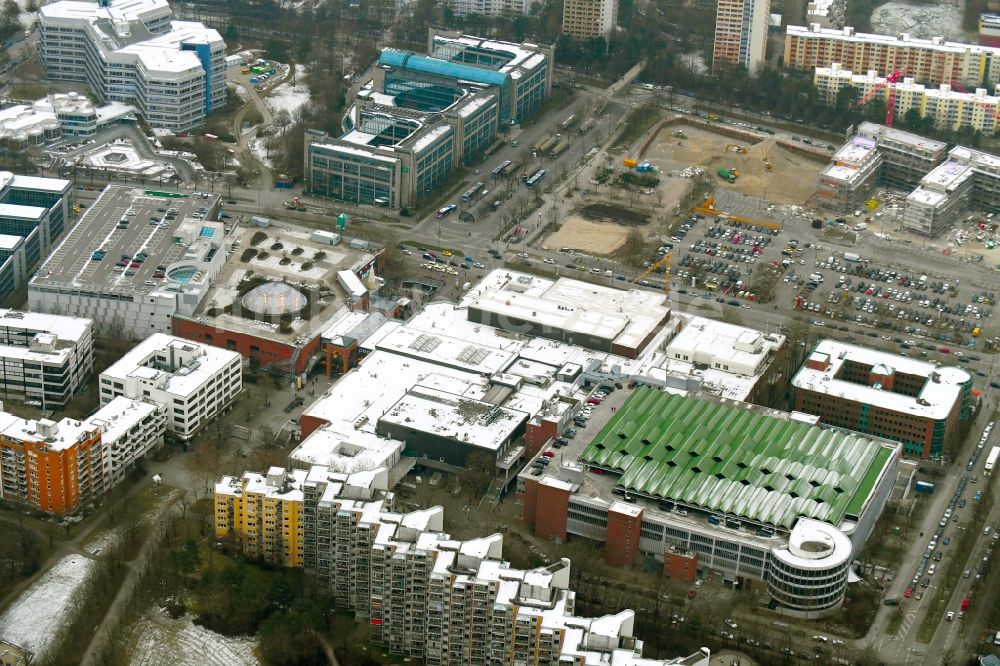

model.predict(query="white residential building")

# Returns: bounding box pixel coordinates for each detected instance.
[814,64,1000,136]
[216,462,714,666]
[785,23,1000,89]
[87,396,167,484]
[903,145,1000,235]
[0,309,94,410]
[38,0,226,132]
[449,0,531,18]
[99,333,242,441]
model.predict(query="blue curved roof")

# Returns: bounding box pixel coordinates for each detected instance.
[379,49,508,87]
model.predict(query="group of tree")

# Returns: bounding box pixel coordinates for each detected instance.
[0,0,23,43]
[195,561,328,664]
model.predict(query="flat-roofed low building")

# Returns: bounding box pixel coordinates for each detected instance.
[466,270,671,359]
[665,316,785,377]
[172,227,382,377]
[377,384,529,466]
[28,186,225,338]
[99,333,242,441]
[0,93,134,145]
[793,339,972,458]
[0,309,94,410]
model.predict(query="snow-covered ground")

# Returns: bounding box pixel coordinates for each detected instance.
[0,555,96,661]
[129,610,259,666]
[264,65,311,118]
[248,137,273,169]
[233,83,250,103]
[85,527,123,557]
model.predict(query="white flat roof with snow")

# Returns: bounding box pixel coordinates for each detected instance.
[0,203,45,219]
[466,270,669,351]
[411,124,452,153]
[380,384,528,451]
[289,423,403,474]
[792,339,970,419]
[100,333,240,397]
[87,396,160,445]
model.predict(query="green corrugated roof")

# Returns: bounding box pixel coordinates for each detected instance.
[580,388,898,529]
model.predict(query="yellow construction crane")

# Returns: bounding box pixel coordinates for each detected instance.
[694,197,782,231]
[631,252,671,296]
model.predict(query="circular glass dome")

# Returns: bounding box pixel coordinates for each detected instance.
[168,265,199,284]
[240,282,307,316]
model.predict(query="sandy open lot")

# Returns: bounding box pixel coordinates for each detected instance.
[643,127,823,204]
[543,215,630,255]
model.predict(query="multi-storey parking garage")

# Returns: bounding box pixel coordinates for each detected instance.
[520,389,901,618]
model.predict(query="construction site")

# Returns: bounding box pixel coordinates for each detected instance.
[642,125,824,204]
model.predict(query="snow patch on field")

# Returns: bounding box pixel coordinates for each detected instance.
[0,555,96,661]
[264,65,311,117]
[248,137,273,169]
[129,610,259,666]
[85,528,123,557]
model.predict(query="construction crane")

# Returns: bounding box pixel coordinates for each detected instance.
[631,252,671,296]
[694,196,783,231]
[857,69,904,127]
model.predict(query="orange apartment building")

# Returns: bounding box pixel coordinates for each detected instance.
[0,413,103,515]
[784,24,1000,89]
[713,0,771,75]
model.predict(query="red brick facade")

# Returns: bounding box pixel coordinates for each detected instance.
[605,504,642,567]
[663,548,698,581]
[173,316,321,376]
[300,414,330,439]
[521,479,570,542]
[524,419,558,460]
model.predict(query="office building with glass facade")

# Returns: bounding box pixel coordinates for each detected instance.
[0,172,72,304]
[305,30,553,210]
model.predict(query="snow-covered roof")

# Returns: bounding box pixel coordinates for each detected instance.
[792,339,971,419]
[100,333,240,398]
[380,384,529,451]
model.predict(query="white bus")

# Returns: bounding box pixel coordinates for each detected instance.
[461,182,485,202]
[985,445,999,477]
